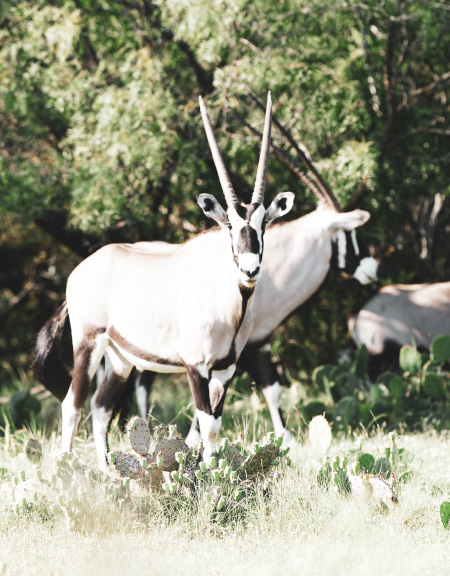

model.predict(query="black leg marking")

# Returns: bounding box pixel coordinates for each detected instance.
[93,371,130,454]
[71,342,96,409]
[186,365,231,419]
[186,365,212,415]
[238,343,280,389]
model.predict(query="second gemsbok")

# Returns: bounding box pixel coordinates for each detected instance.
[33,93,294,469]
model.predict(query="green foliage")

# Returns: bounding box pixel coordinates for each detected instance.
[430,336,450,365]
[0,391,41,431]
[332,456,352,495]
[307,335,450,433]
[334,396,359,432]
[1,0,449,421]
[399,346,423,376]
[440,501,450,530]
[302,401,327,423]
[352,344,369,379]
[317,434,412,509]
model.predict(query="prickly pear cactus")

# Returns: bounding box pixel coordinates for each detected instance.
[128,416,152,455]
[110,416,289,503]
[430,335,450,365]
[110,418,192,491]
[242,433,283,478]
[150,437,190,471]
[110,452,146,480]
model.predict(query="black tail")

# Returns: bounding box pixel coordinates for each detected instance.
[33,301,71,402]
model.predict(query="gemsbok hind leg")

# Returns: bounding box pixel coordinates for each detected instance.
[186,345,297,448]
[134,370,155,422]
[61,332,108,457]
[91,346,133,470]
[186,364,236,461]
[238,343,296,446]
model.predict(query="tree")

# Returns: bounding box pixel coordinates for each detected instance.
[0,0,448,385]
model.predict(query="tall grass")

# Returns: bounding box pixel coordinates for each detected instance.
[1,417,450,575]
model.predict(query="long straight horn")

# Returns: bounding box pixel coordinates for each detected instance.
[233,111,326,201]
[251,91,272,205]
[199,96,238,207]
[248,90,341,212]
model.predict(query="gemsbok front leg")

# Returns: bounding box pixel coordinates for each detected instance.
[186,364,236,460]
[186,344,296,449]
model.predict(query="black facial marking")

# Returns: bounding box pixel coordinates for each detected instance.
[238,226,260,255]
[331,231,370,275]
[234,202,260,220]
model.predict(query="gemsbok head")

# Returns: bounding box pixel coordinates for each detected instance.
[33,92,294,469]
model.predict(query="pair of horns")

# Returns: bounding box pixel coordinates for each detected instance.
[199,92,272,206]
[247,91,341,212]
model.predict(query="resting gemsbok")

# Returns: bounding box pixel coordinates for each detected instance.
[33,93,294,469]
[350,281,450,357]
[106,100,379,446]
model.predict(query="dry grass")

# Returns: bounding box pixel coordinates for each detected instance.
[1,426,450,576]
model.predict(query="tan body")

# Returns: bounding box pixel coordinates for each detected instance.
[67,230,253,371]
[351,282,450,354]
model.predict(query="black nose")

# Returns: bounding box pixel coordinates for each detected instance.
[242,266,260,278]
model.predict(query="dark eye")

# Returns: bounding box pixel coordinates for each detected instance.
[227,223,232,229]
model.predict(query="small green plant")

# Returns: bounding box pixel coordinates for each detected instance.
[440,501,450,530]
[332,456,351,495]
[317,433,410,508]
[430,335,450,365]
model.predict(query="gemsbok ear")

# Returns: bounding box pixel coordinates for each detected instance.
[327,209,370,231]
[197,193,229,227]
[264,192,295,225]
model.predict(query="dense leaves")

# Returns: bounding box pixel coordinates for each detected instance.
[1,1,449,398]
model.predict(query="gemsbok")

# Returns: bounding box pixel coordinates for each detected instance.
[107,99,379,446]
[350,281,450,358]
[33,93,295,469]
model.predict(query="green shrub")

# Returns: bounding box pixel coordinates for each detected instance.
[308,335,450,433]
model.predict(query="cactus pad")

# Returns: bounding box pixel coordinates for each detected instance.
[243,443,280,478]
[111,451,146,480]
[147,465,164,490]
[150,438,189,472]
[25,438,43,465]
[223,445,245,469]
[127,417,152,455]
[430,335,450,364]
